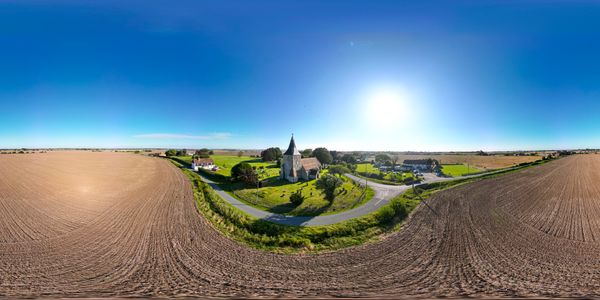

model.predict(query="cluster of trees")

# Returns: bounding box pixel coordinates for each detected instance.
[165,148,217,157]
[193,148,214,158]
[374,153,399,166]
[261,147,282,162]
[261,146,335,165]
[312,147,332,165]
[165,149,188,157]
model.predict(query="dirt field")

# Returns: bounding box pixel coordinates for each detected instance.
[2,152,600,298]
[394,154,542,169]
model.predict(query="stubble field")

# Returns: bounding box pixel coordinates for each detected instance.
[2,152,600,298]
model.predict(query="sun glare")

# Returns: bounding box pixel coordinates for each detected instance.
[364,87,410,129]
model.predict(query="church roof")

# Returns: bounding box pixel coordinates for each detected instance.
[283,135,301,155]
[301,157,321,170]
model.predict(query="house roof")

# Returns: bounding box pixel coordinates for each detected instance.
[283,135,301,156]
[193,158,214,165]
[301,157,321,170]
[403,159,433,165]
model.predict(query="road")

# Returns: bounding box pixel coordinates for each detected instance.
[195,171,458,226]
[195,165,523,226]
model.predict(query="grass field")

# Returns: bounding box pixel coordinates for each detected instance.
[356,163,381,174]
[229,175,374,216]
[175,155,371,216]
[440,164,483,177]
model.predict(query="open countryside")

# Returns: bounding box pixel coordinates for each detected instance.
[1,149,599,298]
[5,1,600,299]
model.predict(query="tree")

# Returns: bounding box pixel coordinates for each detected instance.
[391,155,399,167]
[208,150,214,155]
[313,147,333,165]
[328,164,351,176]
[301,148,313,158]
[329,150,340,163]
[176,149,187,156]
[238,150,244,157]
[194,149,210,158]
[165,149,177,157]
[316,174,343,201]
[375,153,391,164]
[261,147,282,162]
[289,190,305,206]
[231,162,258,185]
[341,153,357,164]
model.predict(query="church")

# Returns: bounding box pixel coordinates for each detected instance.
[280,135,322,183]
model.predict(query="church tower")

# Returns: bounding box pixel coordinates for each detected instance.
[281,135,302,182]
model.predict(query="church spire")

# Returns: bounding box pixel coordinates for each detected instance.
[283,134,300,155]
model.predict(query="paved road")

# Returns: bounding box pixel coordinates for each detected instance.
[195,168,512,226]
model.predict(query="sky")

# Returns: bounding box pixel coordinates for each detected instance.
[2,0,600,151]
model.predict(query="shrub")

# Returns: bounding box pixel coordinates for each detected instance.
[289,190,305,206]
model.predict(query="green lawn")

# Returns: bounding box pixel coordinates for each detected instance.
[228,175,374,216]
[175,155,373,217]
[356,163,381,174]
[440,164,482,177]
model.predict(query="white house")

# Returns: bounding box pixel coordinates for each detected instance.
[192,157,216,171]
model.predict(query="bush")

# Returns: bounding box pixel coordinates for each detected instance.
[289,190,305,206]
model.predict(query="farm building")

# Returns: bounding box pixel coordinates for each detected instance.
[401,159,439,172]
[192,157,215,171]
[280,135,322,182]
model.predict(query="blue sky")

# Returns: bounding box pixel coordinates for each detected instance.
[2,0,600,151]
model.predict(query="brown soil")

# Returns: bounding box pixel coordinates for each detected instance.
[393,154,542,169]
[1,152,599,298]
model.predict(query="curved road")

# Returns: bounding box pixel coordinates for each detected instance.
[196,171,472,226]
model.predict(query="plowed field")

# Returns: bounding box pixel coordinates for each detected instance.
[1,152,600,298]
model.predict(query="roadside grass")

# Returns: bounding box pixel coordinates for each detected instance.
[440,164,483,177]
[168,156,555,253]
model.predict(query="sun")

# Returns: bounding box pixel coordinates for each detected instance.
[364,87,410,129]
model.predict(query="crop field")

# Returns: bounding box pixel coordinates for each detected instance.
[4,152,600,298]
[394,154,542,169]
[440,163,483,176]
